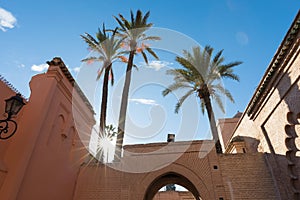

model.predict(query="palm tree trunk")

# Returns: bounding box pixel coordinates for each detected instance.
[114,50,135,161]
[203,96,222,153]
[100,63,112,134]
[199,85,222,154]
[96,63,111,161]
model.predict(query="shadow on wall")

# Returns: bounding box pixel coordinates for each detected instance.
[227,132,299,200]
[261,69,300,199]
[279,72,300,198]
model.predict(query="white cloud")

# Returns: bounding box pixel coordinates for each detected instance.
[65,65,80,73]
[31,63,80,74]
[145,61,173,71]
[0,7,17,32]
[31,64,49,72]
[129,98,158,106]
[73,67,81,73]
[14,61,25,68]
[18,64,25,68]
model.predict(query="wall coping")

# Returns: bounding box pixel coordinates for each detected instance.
[123,140,214,149]
[246,11,300,119]
[46,57,94,114]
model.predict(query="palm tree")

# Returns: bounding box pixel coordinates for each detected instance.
[81,25,123,156]
[163,45,242,153]
[113,10,160,161]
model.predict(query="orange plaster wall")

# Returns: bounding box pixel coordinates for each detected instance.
[0,77,23,190]
[0,59,95,200]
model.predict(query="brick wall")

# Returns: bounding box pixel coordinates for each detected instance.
[74,141,279,200]
[220,153,278,199]
[153,191,195,200]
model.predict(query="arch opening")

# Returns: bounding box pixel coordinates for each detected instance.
[154,184,197,200]
[144,172,201,200]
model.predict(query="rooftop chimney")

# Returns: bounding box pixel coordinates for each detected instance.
[167,134,175,142]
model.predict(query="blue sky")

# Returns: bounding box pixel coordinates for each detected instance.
[1,1,300,147]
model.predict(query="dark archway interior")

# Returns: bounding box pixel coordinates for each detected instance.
[144,172,201,200]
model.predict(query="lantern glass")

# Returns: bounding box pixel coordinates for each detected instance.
[5,94,25,116]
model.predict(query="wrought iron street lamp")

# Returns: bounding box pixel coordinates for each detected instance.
[0,93,25,140]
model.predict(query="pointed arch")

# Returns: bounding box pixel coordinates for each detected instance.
[143,172,201,200]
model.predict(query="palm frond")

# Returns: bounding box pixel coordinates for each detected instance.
[175,56,194,70]
[175,102,181,114]
[141,50,148,64]
[212,93,225,113]
[213,49,224,65]
[221,72,240,81]
[218,62,242,81]
[200,99,205,114]
[204,45,213,56]
[166,69,191,83]
[133,64,139,70]
[162,88,171,96]
[82,33,99,46]
[81,56,104,63]
[80,34,103,54]
[143,36,161,41]
[142,11,150,25]
[113,16,127,32]
[213,83,235,103]
[96,66,105,80]
[175,56,204,83]
[136,10,142,27]
[118,14,131,29]
[175,89,194,113]
[202,46,213,73]
[110,68,114,86]
[145,47,159,60]
[162,81,193,97]
[130,10,135,26]
[145,23,153,28]
[182,49,193,61]
[220,61,243,70]
[215,57,225,67]
[96,24,108,42]
[81,57,95,63]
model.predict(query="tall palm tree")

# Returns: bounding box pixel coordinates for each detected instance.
[163,45,242,153]
[81,25,123,156]
[113,10,160,161]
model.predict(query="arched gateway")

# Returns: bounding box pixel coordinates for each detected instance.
[143,172,201,200]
